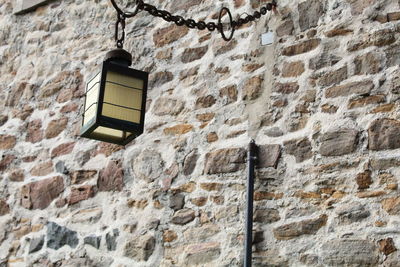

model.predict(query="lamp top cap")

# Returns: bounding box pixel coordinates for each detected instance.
[105,49,132,66]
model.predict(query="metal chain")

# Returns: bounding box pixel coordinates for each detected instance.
[110,0,277,43]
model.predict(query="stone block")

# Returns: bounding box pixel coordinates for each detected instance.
[378,238,397,256]
[149,71,173,88]
[281,61,305,77]
[181,46,208,63]
[124,234,155,261]
[204,148,246,174]
[284,137,312,163]
[152,97,184,116]
[273,215,327,240]
[319,129,359,156]
[325,80,374,98]
[97,160,123,192]
[0,135,16,150]
[354,51,383,75]
[21,176,64,210]
[169,194,184,211]
[30,161,53,176]
[68,185,96,205]
[195,95,216,109]
[257,144,281,168]
[171,208,195,225]
[106,229,119,251]
[51,142,76,158]
[282,39,320,56]
[219,85,238,104]
[70,170,97,184]
[0,199,9,216]
[84,235,101,249]
[45,118,68,139]
[318,66,348,87]
[47,222,79,250]
[298,0,324,31]
[273,82,299,94]
[254,208,280,223]
[243,75,264,100]
[369,119,400,150]
[29,235,44,254]
[335,203,370,224]
[321,239,378,266]
[356,170,372,189]
[153,25,189,47]
[381,197,400,215]
[184,242,221,265]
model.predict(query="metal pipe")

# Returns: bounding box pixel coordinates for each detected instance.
[244,139,257,267]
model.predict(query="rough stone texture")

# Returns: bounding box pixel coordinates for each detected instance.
[51,142,76,158]
[348,29,396,52]
[378,238,397,256]
[273,215,327,240]
[321,239,379,266]
[47,222,79,249]
[68,185,96,205]
[45,118,68,139]
[254,209,280,223]
[70,170,97,184]
[281,61,305,77]
[0,199,9,216]
[318,66,348,87]
[298,0,324,31]
[26,120,43,143]
[181,46,208,63]
[354,51,383,75]
[284,138,312,163]
[133,149,164,182]
[319,129,359,156]
[184,242,221,265]
[219,85,238,104]
[0,135,16,150]
[30,161,53,176]
[124,234,155,261]
[153,25,189,47]
[1,0,400,265]
[243,75,264,100]
[183,150,199,176]
[282,39,320,56]
[257,144,281,168]
[171,208,195,225]
[169,194,185,211]
[381,197,400,215]
[21,176,64,210]
[106,229,119,251]
[195,95,216,109]
[98,160,124,191]
[84,235,101,249]
[273,82,299,94]
[149,71,173,88]
[325,80,374,98]
[204,148,246,174]
[335,203,370,224]
[152,97,184,116]
[369,119,400,151]
[29,235,44,254]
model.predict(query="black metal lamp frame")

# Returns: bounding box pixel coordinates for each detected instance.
[81,56,148,146]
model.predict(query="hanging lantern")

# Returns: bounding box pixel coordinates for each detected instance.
[80,49,148,145]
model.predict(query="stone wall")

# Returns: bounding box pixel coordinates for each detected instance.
[0,0,400,266]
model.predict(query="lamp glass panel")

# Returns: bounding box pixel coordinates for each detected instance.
[102,71,143,124]
[91,126,133,142]
[83,72,101,126]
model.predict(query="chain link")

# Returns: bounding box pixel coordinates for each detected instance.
[110,0,277,42]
